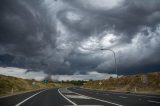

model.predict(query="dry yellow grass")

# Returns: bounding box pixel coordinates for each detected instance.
[0,75,55,96]
[83,72,160,94]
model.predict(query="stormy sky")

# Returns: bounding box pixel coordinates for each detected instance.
[0,0,160,80]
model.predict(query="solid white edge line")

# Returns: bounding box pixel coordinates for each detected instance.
[58,89,77,106]
[15,89,46,106]
[0,89,44,99]
[147,100,160,104]
[68,88,123,106]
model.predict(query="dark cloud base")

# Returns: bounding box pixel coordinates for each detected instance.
[0,0,160,75]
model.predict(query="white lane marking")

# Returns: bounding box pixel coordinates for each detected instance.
[65,95,91,99]
[69,89,123,106]
[59,88,74,94]
[58,89,77,106]
[119,96,127,99]
[147,100,160,104]
[15,89,46,106]
[76,88,160,99]
[0,89,45,99]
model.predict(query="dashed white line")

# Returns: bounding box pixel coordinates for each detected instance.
[147,100,160,104]
[15,89,46,106]
[65,95,91,99]
[58,89,77,106]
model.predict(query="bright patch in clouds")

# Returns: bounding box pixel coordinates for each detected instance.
[66,11,82,22]
[101,33,119,48]
[79,33,120,52]
[0,67,116,81]
[52,71,117,81]
[0,67,47,81]
[77,0,124,10]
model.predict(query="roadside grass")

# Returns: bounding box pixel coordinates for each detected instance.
[0,75,55,96]
[83,72,160,94]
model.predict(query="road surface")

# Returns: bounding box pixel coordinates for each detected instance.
[0,87,160,106]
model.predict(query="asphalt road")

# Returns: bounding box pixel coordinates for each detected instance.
[0,87,160,106]
[69,87,160,106]
[0,88,70,106]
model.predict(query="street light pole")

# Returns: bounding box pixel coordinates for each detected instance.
[100,49,118,78]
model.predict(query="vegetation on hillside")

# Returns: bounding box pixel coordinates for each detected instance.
[0,75,55,96]
[1,72,160,96]
[60,80,87,86]
[83,72,160,94]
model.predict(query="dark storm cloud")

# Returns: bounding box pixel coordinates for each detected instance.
[65,52,104,74]
[0,0,160,76]
[56,0,160,74]
[61,0,160,42]
[0,0,56,56]
[0,0,56,70]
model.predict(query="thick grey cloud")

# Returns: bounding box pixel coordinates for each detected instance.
[63,0,160,42]
[0,0,56,53]
[0,0,56,70]
[0,0,160,76]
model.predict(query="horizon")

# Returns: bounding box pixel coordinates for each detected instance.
[0,0,160,80]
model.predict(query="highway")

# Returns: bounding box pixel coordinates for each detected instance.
[0,87,160,106]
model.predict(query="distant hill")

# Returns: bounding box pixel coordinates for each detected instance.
[83,72,160,94]
[0,74,55,96]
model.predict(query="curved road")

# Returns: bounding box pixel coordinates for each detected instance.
[0,87,160,106]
